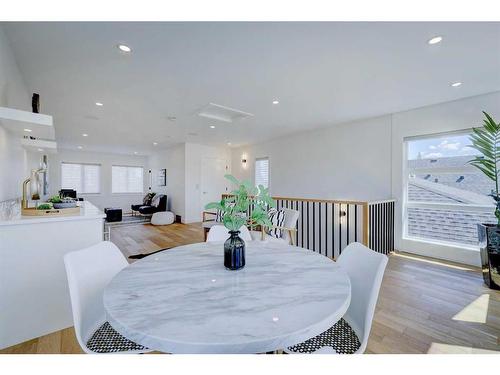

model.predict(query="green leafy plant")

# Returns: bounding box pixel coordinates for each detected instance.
[468,111,500,224]
[37,203,53,210]
[205,174,276,232]
[47,195,62,203]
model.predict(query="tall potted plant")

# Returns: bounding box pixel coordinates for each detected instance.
[205,174,275,270]
[469,111,500,289]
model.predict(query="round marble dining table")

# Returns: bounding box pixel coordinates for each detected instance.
[103,241,351,354]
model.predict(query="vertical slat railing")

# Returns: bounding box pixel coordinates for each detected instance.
[272,197,366,259]
[367,200,396,255]
[220,194,395,256]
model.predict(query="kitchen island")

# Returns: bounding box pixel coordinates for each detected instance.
[0,200,105,349]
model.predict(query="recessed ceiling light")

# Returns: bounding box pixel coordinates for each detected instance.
[82,133,88,137]
[210,125,215,129]
[428,36,443,45]
[134,151,138,155]
[272,100,279,105]
[24,128,32,132]
[37,148,44,152]
[227,142,232,145]
[95,102,103,106]
[117,44,132,53]
[153,142,158,146]
[77,146,83,149]
[167,116,177,122]
[451,82,462,87]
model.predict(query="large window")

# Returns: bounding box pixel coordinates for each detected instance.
[61,162,101,194]
[405,132,495,247]
[112,166,144,193]
[255,157,269,189]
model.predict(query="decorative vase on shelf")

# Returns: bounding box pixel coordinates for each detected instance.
[224,231,245,270]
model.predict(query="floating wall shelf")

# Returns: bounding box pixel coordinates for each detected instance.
[21,138,58,154]
[0,106,55,140]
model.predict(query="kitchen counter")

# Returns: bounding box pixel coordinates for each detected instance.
[0,199,105,349]
[0,200,105,226]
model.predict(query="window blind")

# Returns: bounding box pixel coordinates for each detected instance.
[61,163,101,194]
[112,166,144,193]
[255,157,269,189]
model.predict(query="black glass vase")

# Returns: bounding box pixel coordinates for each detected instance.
[224,230,245,270]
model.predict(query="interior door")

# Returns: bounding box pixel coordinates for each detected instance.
[200,157,229,213]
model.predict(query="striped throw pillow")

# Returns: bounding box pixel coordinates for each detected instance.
[216,209,224,222]
[267,208,285,239]
[216,203,235,222]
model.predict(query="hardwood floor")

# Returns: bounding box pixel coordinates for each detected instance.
[1,222,499,354]
[110,221,204,259]
[367,252,500,354]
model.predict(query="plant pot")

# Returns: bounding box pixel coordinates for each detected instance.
[53,202,77,209]
[477,224,500,290]
[224,230,245,270]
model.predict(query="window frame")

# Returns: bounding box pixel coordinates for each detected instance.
[60,162,101,195]
[254,156,270,190]
[111,165,145,194]
[403,129,494,249]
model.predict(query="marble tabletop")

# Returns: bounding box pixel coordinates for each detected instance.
[103,241,351,353]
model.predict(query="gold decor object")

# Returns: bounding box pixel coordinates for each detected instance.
[21,206,81,217]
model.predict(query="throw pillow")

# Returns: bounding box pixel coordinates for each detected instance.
[215,202,236,222]
[143,192,156,205]
[267,208,285,239]
[151,195,161,208]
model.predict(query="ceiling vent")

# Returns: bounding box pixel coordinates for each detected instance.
[197,103,254,123]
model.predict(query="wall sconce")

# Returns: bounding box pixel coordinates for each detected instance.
[241,154,248,169]
[339,210,347,224]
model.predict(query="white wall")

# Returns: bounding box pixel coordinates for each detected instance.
[41,149,149,212]
[0,26,30,202]
[148,143,186,219]
[231,115,392,201]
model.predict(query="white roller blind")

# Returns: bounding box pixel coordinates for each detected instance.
[112,166,144,193]
[255,157,269,189]
[61,163,100,194]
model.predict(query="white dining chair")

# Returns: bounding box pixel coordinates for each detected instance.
[285,242,388,354]
[206,224,252,242]
[250,207,299,245]
[64,241,153,354]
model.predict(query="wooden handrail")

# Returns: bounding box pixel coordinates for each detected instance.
[222,193,368,206]
[272,196,368,205]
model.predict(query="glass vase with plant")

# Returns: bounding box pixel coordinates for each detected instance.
[204,174,275,270]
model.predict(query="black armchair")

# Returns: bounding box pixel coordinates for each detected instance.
[131,192,156,215]
[132,194,167,216]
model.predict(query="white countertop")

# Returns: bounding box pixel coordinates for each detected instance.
[0,200,105,226]
[104,241,351,354]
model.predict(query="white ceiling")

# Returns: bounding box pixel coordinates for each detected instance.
[3,22,500,154]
